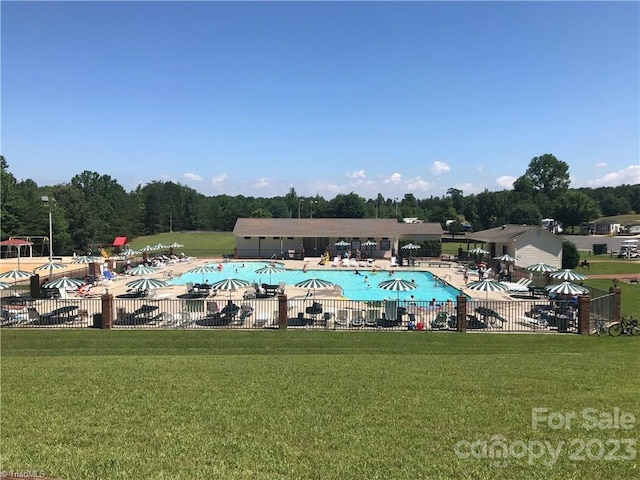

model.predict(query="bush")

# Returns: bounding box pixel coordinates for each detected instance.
[562,240,580,269]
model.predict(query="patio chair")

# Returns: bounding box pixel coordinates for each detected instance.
[334,309,349,328]
[350,309,364,328]
[365,309,379,327]
[390,256,399,267]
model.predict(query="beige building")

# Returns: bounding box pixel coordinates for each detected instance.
[466,224,563,269]
[232,218,443,260]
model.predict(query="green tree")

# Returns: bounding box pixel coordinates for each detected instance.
[553,191,601,234]
[562,240,580,269]
[508,203,542,226]
[519,154,570,195]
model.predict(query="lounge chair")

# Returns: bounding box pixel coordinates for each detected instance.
[390,256,399,267]
[334,309,349,328]
[475,307,507,327]
[365,309,379,327]
[350,309,364,328]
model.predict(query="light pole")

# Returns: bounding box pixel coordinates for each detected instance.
[298,199,303,219]
[393,197,398,216]
[41,195,54,280]
[310,200,318,219]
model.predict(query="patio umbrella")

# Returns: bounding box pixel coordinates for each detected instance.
[549,269,587,282]
[42,276,84,289]
[377,278,418,300]
[525,263,558,273]
[0,282,11,290]
[187,265,218,283]
[71,255,100,264]
[35,261,67,272]
[119,248,139,258]
[153,243,169,251]
[401,242,421,261]
[362,240,377,257]
[465,279,509,300]
[138,245,158,253]
[256,264,285,284]
[545,282,588,296]
[127,265,157,276]
[295,278,335,297]
[210,278,251,299]
[126,277,168,291]
[0,269,34,288]
[468,247,490,256]
[494,254,517,263]
[168,242,184,249]
[334,240,351,247]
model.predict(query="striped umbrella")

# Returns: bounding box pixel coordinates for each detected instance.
[42,276,84,289]
[126,277,168,291]
[256,264,285,284]
[35,261,67,272]
[468,247,490,256]
[494,254,517,263]
[545,282,588,296]
[378,278,418,300]
[0,282,11,290]
[334,240,351,247]
[549,269,587,281]
[296,277,335,298]
[138,245,158,253]
[210,278,251,299]
[0,269,34,281]
[526,263,559,273]
[168,242,184,248]
[466,279,509,300]
[119,248,139,258]
[187,265,218,283]
[71,255,100,264]
[153,243,169,251]
[127,265,157,276]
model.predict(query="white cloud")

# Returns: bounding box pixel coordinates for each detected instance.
[346,170,366,179]
[383,173,402,184]
[210,173,228,186]
[495,175,517,189]
[476,165,484,172]
[253,177,271,188]
[594,162,607,168]
[183,172,202,182]
[586,165,640,187]
[406,177,431,191]
[431,161,451,175]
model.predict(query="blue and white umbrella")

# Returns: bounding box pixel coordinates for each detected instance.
[378,278,418,300]
[35,261,67,272]
[526,263,558,273]
[127,265,157,276]
[187,265,218,283]
[71,255,100,264]
[494,254,517,263]
[466,279,509,300]
[210,278,251,299]
[256,264,285,284]
[468,247,490,256]
[138,245,158,253]
[0,282,11,290]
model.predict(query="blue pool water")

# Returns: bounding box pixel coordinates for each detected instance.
[170,261,461,302]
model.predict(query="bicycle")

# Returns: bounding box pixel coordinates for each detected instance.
[590,316,609,336]
[608,314,640,337]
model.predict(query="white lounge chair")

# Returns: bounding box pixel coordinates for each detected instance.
[390,256,399,267]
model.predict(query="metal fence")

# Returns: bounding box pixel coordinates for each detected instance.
[3,293,615,333]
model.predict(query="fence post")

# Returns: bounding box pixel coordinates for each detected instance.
[608,286,622,323]
[456,294,467,333]
[101,292,113,330]
[278,294,288,329]
[577,295,590,335]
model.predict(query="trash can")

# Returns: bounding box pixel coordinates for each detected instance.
[557,317,569,333]
[92,313,102,328]
[592,244,607,255]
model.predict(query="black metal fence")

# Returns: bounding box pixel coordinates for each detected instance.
[3,292,616,333]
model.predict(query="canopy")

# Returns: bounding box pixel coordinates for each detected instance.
[113,236,127,247]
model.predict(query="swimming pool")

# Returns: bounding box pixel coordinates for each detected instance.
[170,261,461,302]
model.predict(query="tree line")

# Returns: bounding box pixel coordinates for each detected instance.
[1,154,638,256]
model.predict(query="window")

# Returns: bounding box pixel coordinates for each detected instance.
[380,240,391,250]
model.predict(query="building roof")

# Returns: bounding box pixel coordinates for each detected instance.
[113,236,127,246]
[233,218,442,238]
[466,224,557,243]
[0,238,34,246]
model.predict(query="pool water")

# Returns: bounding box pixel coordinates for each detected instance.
[170,261,461,302]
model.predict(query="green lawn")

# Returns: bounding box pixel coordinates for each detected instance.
[2,331,639,480]
[128,231,235,257]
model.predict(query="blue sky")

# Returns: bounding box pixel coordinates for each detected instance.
[2,1,639,199]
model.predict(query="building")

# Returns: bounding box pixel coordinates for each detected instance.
[232,218,444,259]
[465,224,563,269]
[594,222,622,235]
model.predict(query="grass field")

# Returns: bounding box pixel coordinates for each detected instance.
[2,331,639,480]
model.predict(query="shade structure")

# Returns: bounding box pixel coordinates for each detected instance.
[42,276,84,289]
[138,245,158,253]
[187,265,218,283]
[334,240,351,248]
[71,255,100,264]
[0,269,34,281]
[35,261,67,272]
[210,278,251,299]
[377,278,418,300]
[295,278,335,297]
[494,254,517,263]
[468,247,490,255]
[126,277,168,291]
[255,264,285,284]
[525,263,559,273]
[119,248,139,258]
[168,242,184,248]
[545,281,588,296]
[362,240,377,247]
[465,279,509,300]
[549,269,587,281]
[126,265,157,276]
[153,243,169,251]
[401,243,421,250]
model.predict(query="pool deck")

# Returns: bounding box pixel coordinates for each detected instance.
[2,255,514,302]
